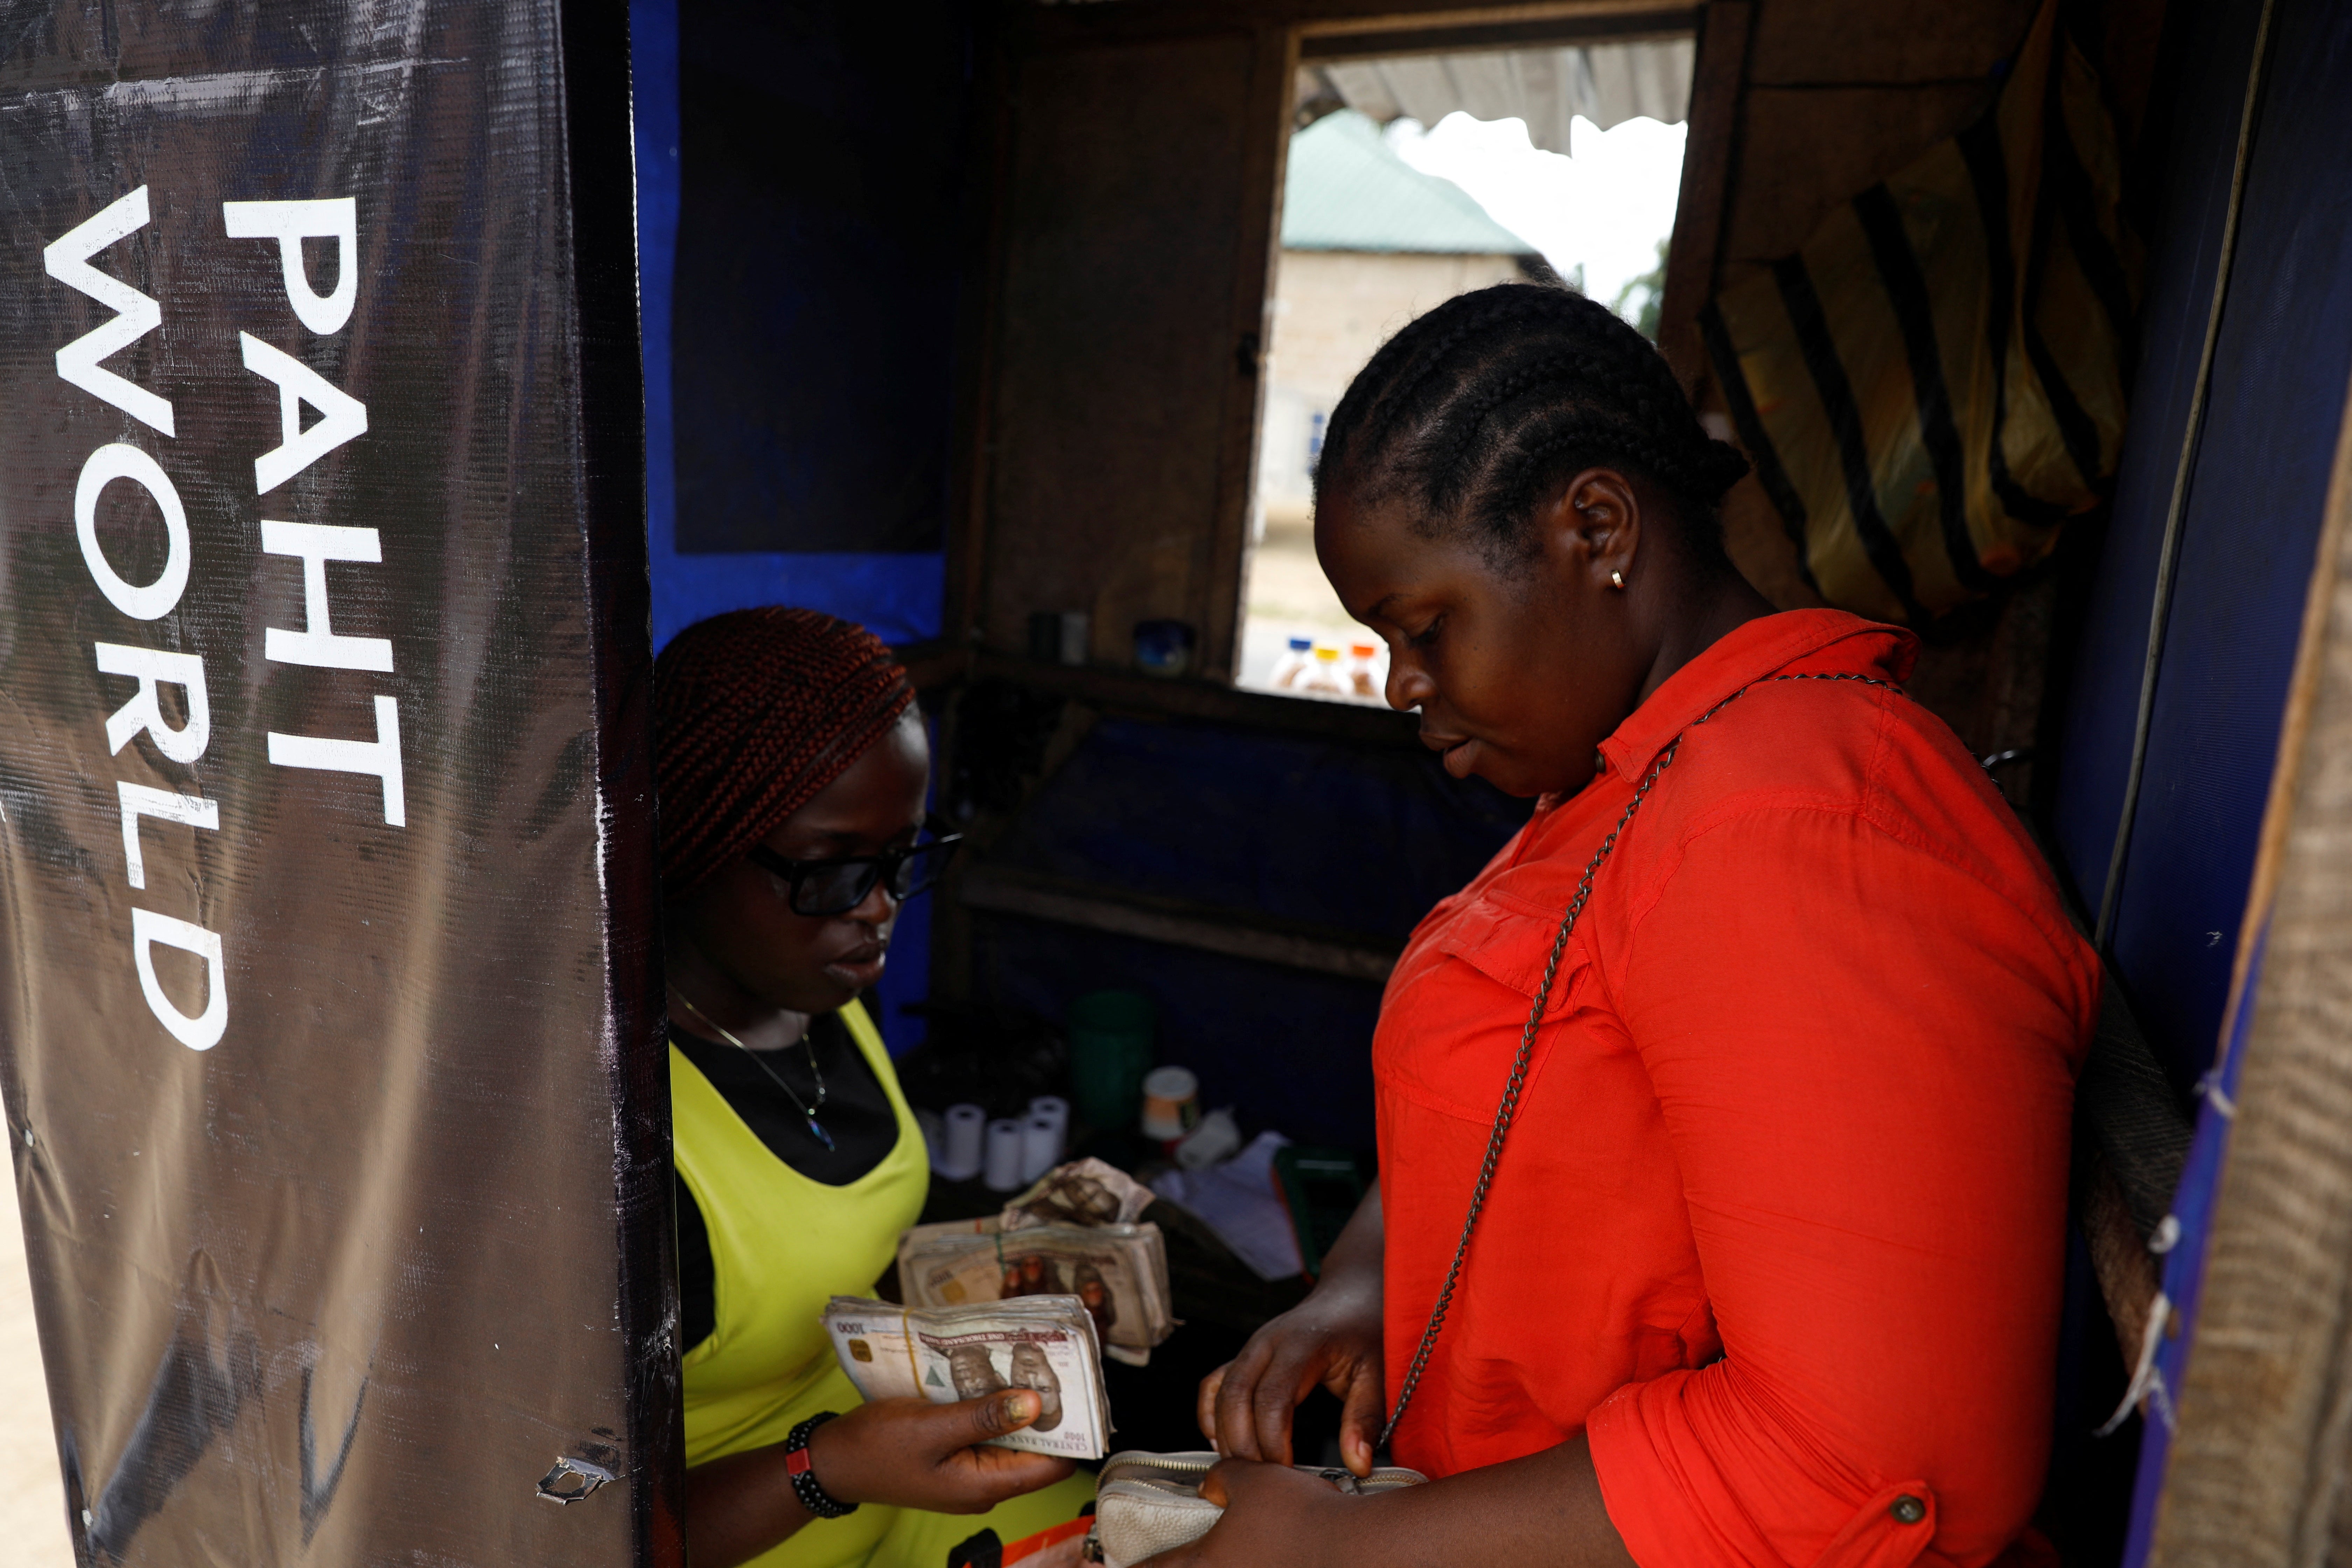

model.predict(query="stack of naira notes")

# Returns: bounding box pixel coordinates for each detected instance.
[896,1159,1176,1367]
[822,1294,1113,1460]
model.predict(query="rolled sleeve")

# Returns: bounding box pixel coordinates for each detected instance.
[1589,806,2092,1568]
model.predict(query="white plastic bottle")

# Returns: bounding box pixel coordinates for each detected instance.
[1348,642,1381,701]
[1270,636,1314,689]
[1298,645,1350,696]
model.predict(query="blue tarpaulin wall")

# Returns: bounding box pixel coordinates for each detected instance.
[2120,927,2257,1563]
[2049,0,2352,1097]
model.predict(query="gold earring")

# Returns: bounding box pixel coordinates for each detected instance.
[1610,570,1626,590]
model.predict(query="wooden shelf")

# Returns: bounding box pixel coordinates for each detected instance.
[899,640,1427,749]
[960,863,1402,983]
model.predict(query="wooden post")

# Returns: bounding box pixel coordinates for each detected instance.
[1657,0,1751,394]
[1200,22,1302,684]
[2147,365,2352,1564]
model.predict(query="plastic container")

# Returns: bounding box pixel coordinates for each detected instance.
[1027,611,1062,662]
[1067,989,1155,1130]
[1349,643,1381,700]
[1133,619,1196,678]
[1296,645,1349,696]
[1139,1065,1200,1141]
[1174,1106,1241,1169]
[1270,637,1313,689]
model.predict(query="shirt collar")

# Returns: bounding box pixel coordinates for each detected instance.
[1594,609,1920,783]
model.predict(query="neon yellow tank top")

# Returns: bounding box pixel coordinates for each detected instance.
[673,998,927,1566]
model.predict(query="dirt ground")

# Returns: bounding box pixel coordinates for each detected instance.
[1237,516,1392,699]
[0,1157,76,1565]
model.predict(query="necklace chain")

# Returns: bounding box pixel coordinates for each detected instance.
[674,990,834,1151]
[1377,672,1905,1451]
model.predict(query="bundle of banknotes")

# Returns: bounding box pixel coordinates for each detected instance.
[895,1160,1176,1366]
[822,1294,1113,1460]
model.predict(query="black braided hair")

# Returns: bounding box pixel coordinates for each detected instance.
[1315,282,1750,564]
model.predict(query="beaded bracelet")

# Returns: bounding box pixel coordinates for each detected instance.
[784,1412,857,1519]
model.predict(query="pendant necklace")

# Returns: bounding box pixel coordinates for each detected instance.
[675,990,834,1151]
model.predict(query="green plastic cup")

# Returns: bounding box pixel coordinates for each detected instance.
[1067,989,1155,1130]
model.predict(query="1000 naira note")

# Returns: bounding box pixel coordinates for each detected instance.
[822,1294,1113,1460]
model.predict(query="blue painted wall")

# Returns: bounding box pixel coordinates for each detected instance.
[630,0,961,1048]
[628,0,950,652]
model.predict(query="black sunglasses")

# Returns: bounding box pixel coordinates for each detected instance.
[744,816,964,918]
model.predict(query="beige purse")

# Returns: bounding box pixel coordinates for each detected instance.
[1085,1450,1428,1566]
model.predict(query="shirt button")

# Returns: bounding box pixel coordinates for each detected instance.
[1890,1494,1927,1525]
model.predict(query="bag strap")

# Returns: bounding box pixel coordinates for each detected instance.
[1377,672,1902,1451]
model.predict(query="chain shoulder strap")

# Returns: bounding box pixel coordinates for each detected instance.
[1376,672,1902,1451]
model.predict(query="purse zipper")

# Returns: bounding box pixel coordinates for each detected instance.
[1100,1452,1218,1482]
[1100,1452,1423,1493]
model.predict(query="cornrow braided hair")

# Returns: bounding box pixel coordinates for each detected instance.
[653,606,914,903]
[1316,282,1751,562]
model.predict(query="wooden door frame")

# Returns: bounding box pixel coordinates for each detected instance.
[945,0,1722,688]
[1656,0,1753,394]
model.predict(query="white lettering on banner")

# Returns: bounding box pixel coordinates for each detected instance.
[261,520,392,671]
[43,186,175,436]
[130,907,227,1051]
[43,188,399,1052]
[94,643,211,762]
[268,696,405,827]
[239,332,368,494]
[43,192,228,1052]
[75,442,191,620]
[117,782,219,890]
[221,199,357,335]
[235,200,403,835]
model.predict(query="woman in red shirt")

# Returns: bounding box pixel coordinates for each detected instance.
[1162,286,2098,1568]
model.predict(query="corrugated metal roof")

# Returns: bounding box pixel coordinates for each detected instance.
[1280,110,1533,255]
[1313,38,1694,156]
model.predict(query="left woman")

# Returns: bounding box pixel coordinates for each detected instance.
[656,607,1096,1568]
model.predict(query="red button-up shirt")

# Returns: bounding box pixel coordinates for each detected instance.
[1376,610,2096,1568]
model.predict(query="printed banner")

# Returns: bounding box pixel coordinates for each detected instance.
[0,4,671,1563]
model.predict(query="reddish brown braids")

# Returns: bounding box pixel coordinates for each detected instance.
[653,607,915,903]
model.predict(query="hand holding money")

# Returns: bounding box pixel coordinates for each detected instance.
[789,1389,1076,1515]
[682,1388,1073,1568]
[825,1295,1116,1460]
